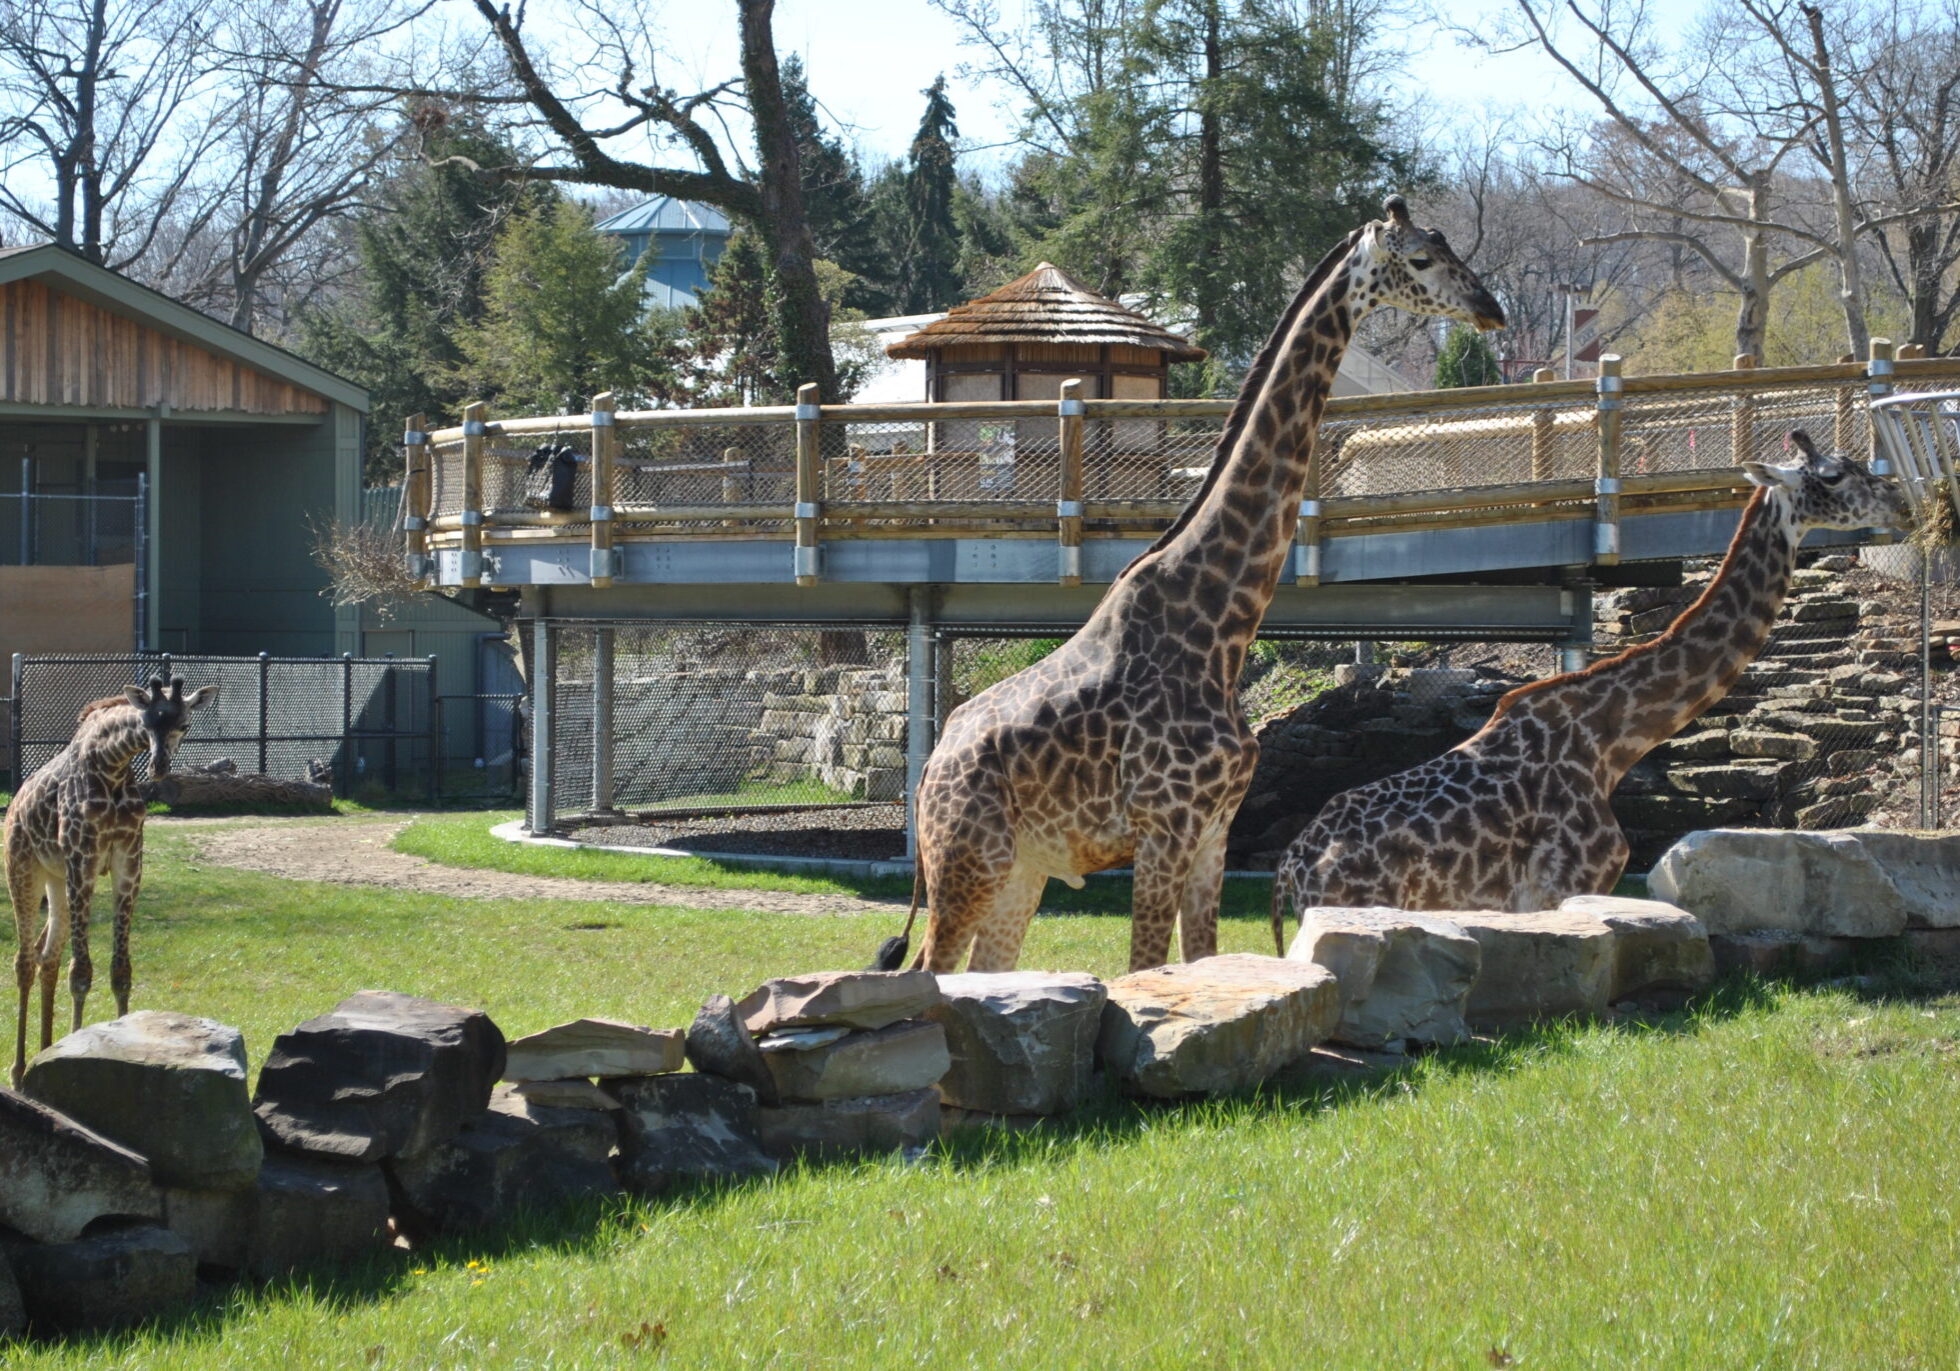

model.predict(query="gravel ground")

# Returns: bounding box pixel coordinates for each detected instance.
[567,804,907,862]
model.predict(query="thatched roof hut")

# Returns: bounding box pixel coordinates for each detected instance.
[885,262,1204,404]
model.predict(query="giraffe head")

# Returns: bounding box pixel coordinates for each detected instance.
[1742,430,1913,532]
[120,675,218,777]
[1346,195,1506,332]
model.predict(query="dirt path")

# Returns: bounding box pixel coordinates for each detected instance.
[165,815,906,917]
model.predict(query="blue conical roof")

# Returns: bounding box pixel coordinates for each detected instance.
[594,197,732,236]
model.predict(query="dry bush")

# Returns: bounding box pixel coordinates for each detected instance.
[309,513,431,623]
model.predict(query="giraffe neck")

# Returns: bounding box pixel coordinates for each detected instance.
[75,708,149,788]
[1144,263,1358,668]
[1508,486,1802,783]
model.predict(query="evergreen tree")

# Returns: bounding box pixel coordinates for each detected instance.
[779,56,894,315]
[457,199,683,413]
[899,77,964,313]
[685,231,783,406]
[1434,324,1503,388]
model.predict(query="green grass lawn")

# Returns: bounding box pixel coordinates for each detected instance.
[5,824,1960,1368]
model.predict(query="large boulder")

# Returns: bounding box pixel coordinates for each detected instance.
[755,1088,941,1162]
[612,1073,776,1194]
[252,990,506,1162]
[4,1225,193,1332]
[160,1183,256,1271]
[388,1086,619,1237]
[1649,829,1960,938]
[685,994,778,1105]
[23,1011,262,1190]
[927,972,1107,1116]
[248,1155,392,1278]
[1097,955,1341,1099]
[0,1086,159,1243]
[759,1021,949,1102]
[503,1018,684,1082]
[1284,907,1480,1049]
[736,970,942,1035]
[1559,895,1715,1003]
[1452,911,1616,1030]
[506,1079,620,1112]
[0,1246,22,1336]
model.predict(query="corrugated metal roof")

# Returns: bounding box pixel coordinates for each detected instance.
[885,262,1206,362]
[594,197,732,236]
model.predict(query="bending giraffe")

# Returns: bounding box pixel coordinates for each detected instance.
[890,196,1505,975]
[1271,431,1912,948]
[8,675,217,1085]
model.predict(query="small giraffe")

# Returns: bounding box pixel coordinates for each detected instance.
[1271,432,1912,945]
[902,196,1506,974]
[8,675,217,1085]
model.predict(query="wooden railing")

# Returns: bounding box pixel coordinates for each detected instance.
[411,341,1960,589]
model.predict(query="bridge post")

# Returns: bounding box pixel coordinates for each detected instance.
[904,587,934,862]
[1057,379,1085,586]
[403,414,430,586]
[529,621,555,835]
[460,401,487,587]
[1294,414,1325,587]
[795,383,822,587]
[1530,368,1557,481]
[1730,353,1757,466]
[590,392,617,587]
[1592,356,1623,566]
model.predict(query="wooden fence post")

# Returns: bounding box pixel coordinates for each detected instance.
[1057,378,1085,586]
[402,413,429,586]
[460,400,486,588]
[1868,337,1896,473]
[1730,353,1757,465]
[1593,355,1623,566]
[1294,412,1327,587]
[589,391,617,588]
[1530,367,1557,480]
[794,382,821,586]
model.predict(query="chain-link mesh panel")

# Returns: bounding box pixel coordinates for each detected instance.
[539,624,910,827]
[429,436,466,520]
[1615,377,1873,477]
[617,420,795,517]
[9,654,433,796]
[1322,397,1593,496]
[1079,414,1228,503]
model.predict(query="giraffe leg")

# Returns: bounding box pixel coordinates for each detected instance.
[64,854,97,1035]
[36,876,70,1053]
[1175,826,1229,962]
[1129,830,1199,973]
[916,858,1001,974]
[964,862,1047,973]
[109,843,141,1016]
[9,856,46,1087]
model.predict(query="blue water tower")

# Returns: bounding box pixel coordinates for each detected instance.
[594,197,733,311]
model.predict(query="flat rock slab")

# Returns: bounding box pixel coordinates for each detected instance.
[389,1087,619,1237]
[685,994,777,1105]
[5,1225,193,1333]
[253,990,506,1162]
[1710,930,1859,979]
[0,1086,159,1243]
[1286,907,1479,1050]
[612,1073,777,1194]
[504,1018,683,1082]
[737,970,943,1036]
[1650,829,1960,938]
[1097,954,1340,1099]
[1560,895,1715,1003]
[759,1020,949,1102]
[1452,911,1616,1031]
[24,1011,262,1190]
[927,972,1107,1116]
[507,1078,621,1111]
[755,1087,941,1162]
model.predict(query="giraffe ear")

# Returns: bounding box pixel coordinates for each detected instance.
[1383,194,1412,226]
[183,685,219,710]
[123,685,150,708]
[1741,460,1802,489]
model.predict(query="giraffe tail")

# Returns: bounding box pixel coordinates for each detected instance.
[868,857,924,972]
[1270,869,1293,958]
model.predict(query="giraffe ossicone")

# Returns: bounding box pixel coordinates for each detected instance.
[8,675,218,1086]
[898,195,1506,975]
[1271,431,1912,947]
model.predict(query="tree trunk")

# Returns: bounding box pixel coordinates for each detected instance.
[1735,176,1772,361]
[737,0,840,403]
[1803,4,1869,357]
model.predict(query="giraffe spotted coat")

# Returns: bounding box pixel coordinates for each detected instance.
[1271,435,1913,945]
[911,196,1506,974]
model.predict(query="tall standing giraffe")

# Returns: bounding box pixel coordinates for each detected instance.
[8,675,217,1085]
[1271,432,1912,943]
[899,196,1506,974]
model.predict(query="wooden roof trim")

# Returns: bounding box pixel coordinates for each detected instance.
[887,261,1206,362]
[0,243,369,413]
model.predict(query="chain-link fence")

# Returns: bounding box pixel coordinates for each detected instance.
[7,653,436,799]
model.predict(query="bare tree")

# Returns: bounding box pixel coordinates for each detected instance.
[0,0,222,268]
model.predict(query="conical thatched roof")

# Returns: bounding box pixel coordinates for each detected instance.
[884,262,1206,361]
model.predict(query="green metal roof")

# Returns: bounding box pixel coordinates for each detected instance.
[0,243,369,413]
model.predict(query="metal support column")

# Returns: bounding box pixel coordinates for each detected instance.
[592,626,615,814]
[529,621,555,834]
[1559,582,1595,675]
[905,588,934,861]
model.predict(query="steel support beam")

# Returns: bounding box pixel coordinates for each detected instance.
[905,588,934,862]
[529,621,554,835]
[591,626,614,814]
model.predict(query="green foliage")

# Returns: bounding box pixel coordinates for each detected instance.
[897,76,966,314]
[780,56,893,316]
[685,231,878,405]
[1619,265,1914,372]
[1434,324,1503,388]
[456,199,684,414]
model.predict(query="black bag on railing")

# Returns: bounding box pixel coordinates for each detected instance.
[523,445,582,511]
